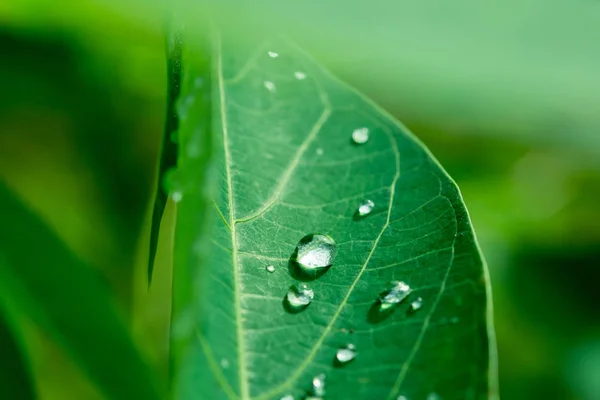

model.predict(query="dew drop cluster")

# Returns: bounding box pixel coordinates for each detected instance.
[211,48,437,399]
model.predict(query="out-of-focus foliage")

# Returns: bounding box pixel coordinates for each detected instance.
[0,183,163,400]
[1,0,599,399]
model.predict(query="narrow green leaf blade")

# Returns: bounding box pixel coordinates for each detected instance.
[0,313,36,400]
[175,31,496,400]
[0,182,163,400]
[148,26,182,284]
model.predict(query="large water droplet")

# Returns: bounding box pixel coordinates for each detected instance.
[357,199,375,217]
[352,127,370,144]
[409,297,424,312]
[286,283,314,310]
[268,51,279,58]
[335,343,356,365]
[264,81,277,92]
[312,373,326,397]
[294,71,307,80]
[378,281,411,311]
[294,234,337,272]
[266,265,275,273]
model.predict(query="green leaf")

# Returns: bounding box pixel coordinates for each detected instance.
[148,25,182,284]
[172,29,497,400]
[0,312,36,400]
[0,182,163,400]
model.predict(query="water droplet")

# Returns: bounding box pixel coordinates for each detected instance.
[171,307,195,339]
[280,395,294,400]
[163,168,184,203]
[351,127,370,144]
[264,81,276,92]
[294,71,306,80]
[268,51,279,58]
[409,297,424,312]
[335,343,357,364]
[286,283,314,310]
[397,396,408,400]
[450,316,459,324]
[294,234,337,272]
[220,358,229,369]
[316,147,324,156]
[357,199,375,216]
[312,373,326,397]
[426,393,441,400]
[266,265,275,273]
[378,281,411,311]
[176,95,195,120]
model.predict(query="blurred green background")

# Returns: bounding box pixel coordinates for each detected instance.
[1,1,599,399]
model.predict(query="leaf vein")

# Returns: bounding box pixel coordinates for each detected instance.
[235,107,332,224]
[254,118,401,400]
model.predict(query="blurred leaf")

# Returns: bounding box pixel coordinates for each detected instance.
[208,0,600,154]
[0,312,35,400]
[172,28,496,400]
[7,0,600,153]
[168,18,215,394]
[0,181,163,400]
[148,25,181,284]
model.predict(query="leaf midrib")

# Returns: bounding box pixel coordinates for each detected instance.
[217,31,249,400]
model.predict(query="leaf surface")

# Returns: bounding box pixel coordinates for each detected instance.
[0,182,163,400]
[173,30,496,400]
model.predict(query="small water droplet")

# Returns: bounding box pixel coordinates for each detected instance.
[163,168,184,203]
[171,308,195,339]
[335,343,357,364]
[316,147,324,156]
[220,358,229,369]
[266,265,275,273]
[286,283,314,310]
[294,71,307,80]
[378,281,411,311]
[176,94,195,120]
[312,373,326,397]
[268,51,279,58]
[450,316,459,324]
[280,395,294,400]
[264,81,277,92]
[351,127,370,144]
[294,234,337,272]
[409,297,424,312]
[357,199,375,216]
[397,396,408,400]
[426,392,441,400]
